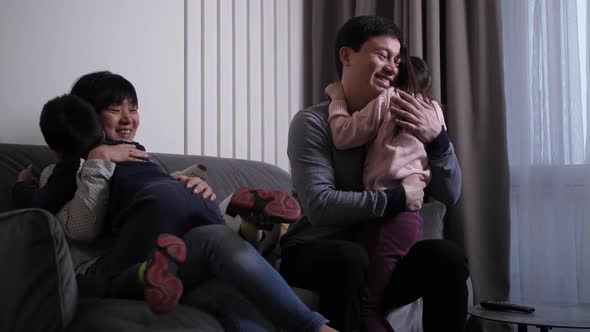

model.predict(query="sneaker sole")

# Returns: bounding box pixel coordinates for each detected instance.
[228,187,301,223]
[144,234,186,314]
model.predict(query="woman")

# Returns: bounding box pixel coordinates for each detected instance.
[20,71,336,332]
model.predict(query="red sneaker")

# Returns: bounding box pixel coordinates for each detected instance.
[144,234,187,314]
[227,187,302,230]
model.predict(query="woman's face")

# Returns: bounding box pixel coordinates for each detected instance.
[100,98,140,142]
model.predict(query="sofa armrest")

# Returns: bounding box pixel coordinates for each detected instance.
[0,209,77,331]
[420,198,446,240]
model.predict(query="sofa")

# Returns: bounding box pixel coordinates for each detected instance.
[0,143,450,332]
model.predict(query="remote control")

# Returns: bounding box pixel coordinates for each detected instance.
[479,300,535,314]
[480,300,535,313]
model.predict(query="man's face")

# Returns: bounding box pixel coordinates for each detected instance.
[341,35,401,107]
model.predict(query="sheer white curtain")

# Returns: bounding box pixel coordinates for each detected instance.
[501,0,590,313]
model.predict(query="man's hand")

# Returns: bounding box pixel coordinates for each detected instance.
[325,82,346,100]
[176,175,216,201]
[88,144,149,162]
[16,164,38,184]
[390,90,442,143]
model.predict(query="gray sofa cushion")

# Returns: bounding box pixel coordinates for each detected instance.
[0,208,77,331]
[150,153,293,202]
[420,198,446,240]
[0,144,56,213]
[67,298,223,332]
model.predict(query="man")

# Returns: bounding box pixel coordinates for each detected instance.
[280,16,469,332]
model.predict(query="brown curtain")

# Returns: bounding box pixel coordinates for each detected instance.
[301,1,511,331]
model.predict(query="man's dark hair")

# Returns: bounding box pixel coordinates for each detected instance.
[334,16,403,79]
[40,94,103,157]
[70,71,138,113]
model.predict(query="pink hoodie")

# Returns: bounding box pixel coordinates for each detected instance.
[328,88,445,207]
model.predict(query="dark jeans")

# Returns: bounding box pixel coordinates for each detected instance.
[357,212,423,332]
[281,237,469,332]
[78,191,225,297]
[99,186,224,275]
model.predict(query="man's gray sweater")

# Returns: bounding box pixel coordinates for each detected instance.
[280,102,462,250]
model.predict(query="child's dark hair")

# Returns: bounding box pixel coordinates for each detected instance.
[395,56,432,98]
[40,94,103,157]
[70,71,138,113]
[410,56,431,92]
[334,16,405,79]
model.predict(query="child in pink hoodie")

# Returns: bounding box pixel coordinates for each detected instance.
[325,56,446,332]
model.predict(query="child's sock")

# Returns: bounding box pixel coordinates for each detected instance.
[138,261,148,285]
[239,220,264,243]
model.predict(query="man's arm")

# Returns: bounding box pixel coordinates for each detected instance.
[288,109,405,227]
[425,128,462,206]
[391,93,462,206]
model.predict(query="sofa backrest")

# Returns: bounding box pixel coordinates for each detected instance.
[0,143,292,213]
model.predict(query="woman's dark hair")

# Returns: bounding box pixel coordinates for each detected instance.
[334,16,404,79]
[40,94,103,157]
[70,71,138,113]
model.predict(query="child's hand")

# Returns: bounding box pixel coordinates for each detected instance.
[325,82,345,100]
[401,174,426,211]
[388,88,402,109]
[16,164,38,184]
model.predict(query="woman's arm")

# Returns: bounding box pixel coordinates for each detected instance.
[53,144,147,242]
[55,159,115,242]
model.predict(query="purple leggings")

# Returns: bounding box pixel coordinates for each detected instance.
[356,211,423,332]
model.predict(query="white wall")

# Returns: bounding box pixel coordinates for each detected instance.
[0,0,185,153]
[187,0,304,170]
[0,0,304,170]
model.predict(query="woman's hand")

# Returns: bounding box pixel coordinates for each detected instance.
[16,164,38,184]
[390,90,442,143]
[88,144,149,162]
[176,175,216,201]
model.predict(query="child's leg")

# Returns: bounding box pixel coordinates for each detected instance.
[87,234,187,314]
[101,185,225,273]
[355,212,423,332]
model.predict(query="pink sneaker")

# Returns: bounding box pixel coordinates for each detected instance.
[144,234,187,314]
[227,187,302,230]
